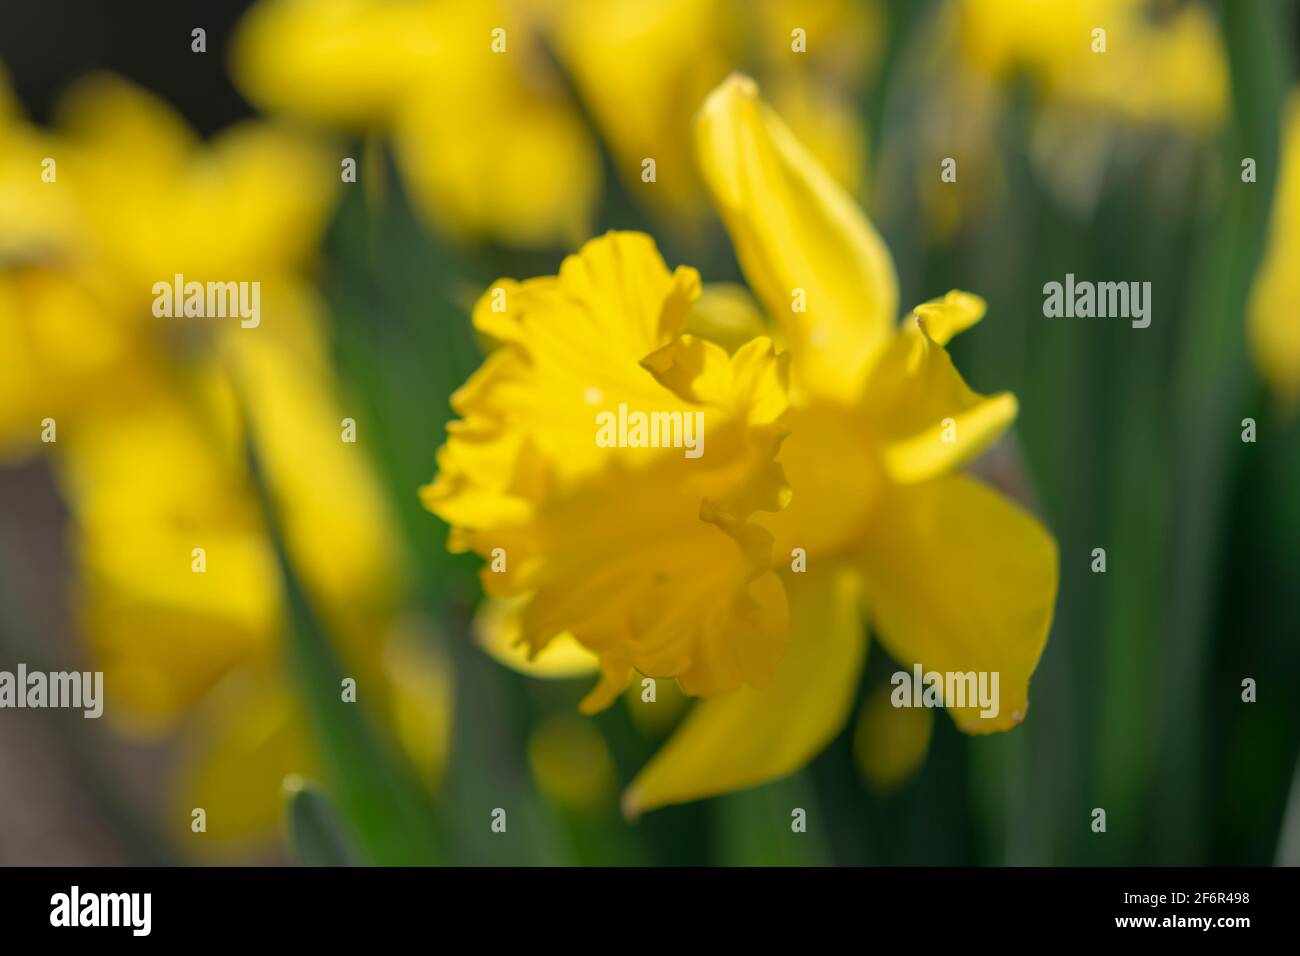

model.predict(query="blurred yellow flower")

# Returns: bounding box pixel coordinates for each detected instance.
[1248,93,1300,414]
[0,71,107,461]
[900,0,1228,236]
[231,0,600,247]
[425,75,1057,816]
[953,0,1226,130]
[231,0,880,243]
[528,715,617,813]
[549,0,882,218]
[0,71,446,852]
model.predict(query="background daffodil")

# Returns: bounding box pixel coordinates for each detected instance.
[888,0,1229,237]
[425,75,1059,816]
[231,0,601,247]
[0,70,447,854]
[231,0,881,245]
[952,0,1227,130]
[548,0,883,220]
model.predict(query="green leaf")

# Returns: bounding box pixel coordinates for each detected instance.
[715,773,832,866]
[285,777,361,867]
[1154,0,1292,862]
[240,415,448,866]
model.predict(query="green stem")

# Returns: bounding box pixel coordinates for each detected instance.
[1154,0,1289,863]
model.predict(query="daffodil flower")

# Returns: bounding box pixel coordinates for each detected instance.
[0,67,102,459]
[231,0,880,243]
[0,72,445,850]
[232,0,601,247]
[425,75,1058,815]
[905,0,1228,233]
[547,0,883,218]
[952,0,1227,130]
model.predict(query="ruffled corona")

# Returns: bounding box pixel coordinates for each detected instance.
[422,232,792,710]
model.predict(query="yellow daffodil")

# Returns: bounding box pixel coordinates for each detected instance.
[1248,93,1300,413]
[424,75,1058,815]
[901,0,1228,235]
[232,0,879,243]
[231,0,600,247]
[549,0,881,217]
[0,70,107,461]
[0,71,447,851]
[952,0,1226,130]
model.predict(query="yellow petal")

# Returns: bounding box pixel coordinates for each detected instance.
[473,596,600,679]
[909,290,987,346]
[231,0,440,128]
[766,72,868,197]
[755,403,883,559]
[548,0,730,219]
[955,0,1227,132]
[57,76,333,286]
[220,280,404,647]
[641,333,790,430]
[395,85,600,247]
[235,0,599,246]
[56,380,281,734]
[0,111,81,259]
[1248,93,1300,414]
[0,271,124,462]
[54,72,195,174]
[425,232,701,496]
[857,476,1057,733]
[695,74,897,403]
[865,309,1018,485]
[622,568,865,816]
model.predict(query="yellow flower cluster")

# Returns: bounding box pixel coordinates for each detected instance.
[231,0,881,244]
